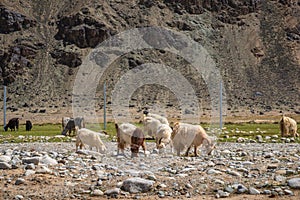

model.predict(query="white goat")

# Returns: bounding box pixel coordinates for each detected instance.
[144,112,169,126]
[280,115,298,137]
[143,116,172,152]
[171,122,215,156]
[76,128,107,153]
[143,116,161,137]
[156,124,173,152]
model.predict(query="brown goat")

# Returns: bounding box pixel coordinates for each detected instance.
[130,128,146,158]
[115,123,146,158]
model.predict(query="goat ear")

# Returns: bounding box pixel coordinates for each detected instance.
[158,138,163,144]
[102,131,108,135]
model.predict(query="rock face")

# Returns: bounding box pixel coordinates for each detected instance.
[0,0,299,118]
[54,12,113,48]
[0,6,36,34]
[50,49,82,68]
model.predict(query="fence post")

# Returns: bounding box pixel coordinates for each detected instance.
[3,85,6,130]
[103,82,107,130]
[220,81,222,130]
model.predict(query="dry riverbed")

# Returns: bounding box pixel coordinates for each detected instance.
[0,141,300,200]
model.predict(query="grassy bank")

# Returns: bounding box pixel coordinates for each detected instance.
[0,122,298,144]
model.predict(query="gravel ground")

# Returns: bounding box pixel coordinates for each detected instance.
[0,141,300,200]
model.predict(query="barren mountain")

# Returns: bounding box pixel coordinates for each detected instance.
[0,0,299,123]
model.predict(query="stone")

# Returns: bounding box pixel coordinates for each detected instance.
[226,169,241,177]
[22,157,40,165]
[25,163,35,170]
[242,161,254,166]
[104,188,120,196]
[275,175,286,183]
[36,166,52,174]
[264,152,274,158]
[179,167,197,173]
[185,183,193,189]
[287,178,300,189]
[0,155,11,163]
[222,150,232,154]
[147,174,156,181]
[214,179,225,185]
[267,164,278,169]
[249,187,260,195]
[14,195,24,200]
[152,149,159,154]
[286,170,295,175]
[224,186,234,193]
[207,169,222,175]
[256,135,263,143]
[158,183,167,188]
[92,189,104,196]
[0,162,12,169]
[40,155,58,166]
[216,190,230,198]
[24,170,35,176]
[263,190,271,195]
[283,189,294,195]
[275,170,286,175]
[15,178,25,185]
[235,184,248,194]
[237,137,245,143]
[121,178,155,193]
[158,191,165,198]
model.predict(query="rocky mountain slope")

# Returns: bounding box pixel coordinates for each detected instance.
[0,0,299,122]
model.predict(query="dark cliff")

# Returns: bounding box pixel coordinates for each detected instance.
[0,0,299,120]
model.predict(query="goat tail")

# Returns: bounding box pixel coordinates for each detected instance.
[75,126,80,135]
[115,123,120,143]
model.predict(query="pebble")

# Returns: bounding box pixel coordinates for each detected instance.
[91,189,104,196]
[0,155,11,162]
[158,190,165,198]
[104,188,120,196]
[214,179,225,185]
[249,187,260,195]
[15,178,25,185]
[226,169,241,177]
[236,184,248,194]
[275,175,286,182]
[256,135,263,143]
[14,195,24,200]
[216,190,230,198]
[224,186,234,193]
[40,155,58,165]
[22,157,40,165]
[24,170,35,176]
[207,169,222,175]
[283,189,294,195]
[0,162,12,169]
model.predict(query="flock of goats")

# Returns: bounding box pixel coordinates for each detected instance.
[3,112,298,158]
[60,111,298,158]
[60,110,216,158]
